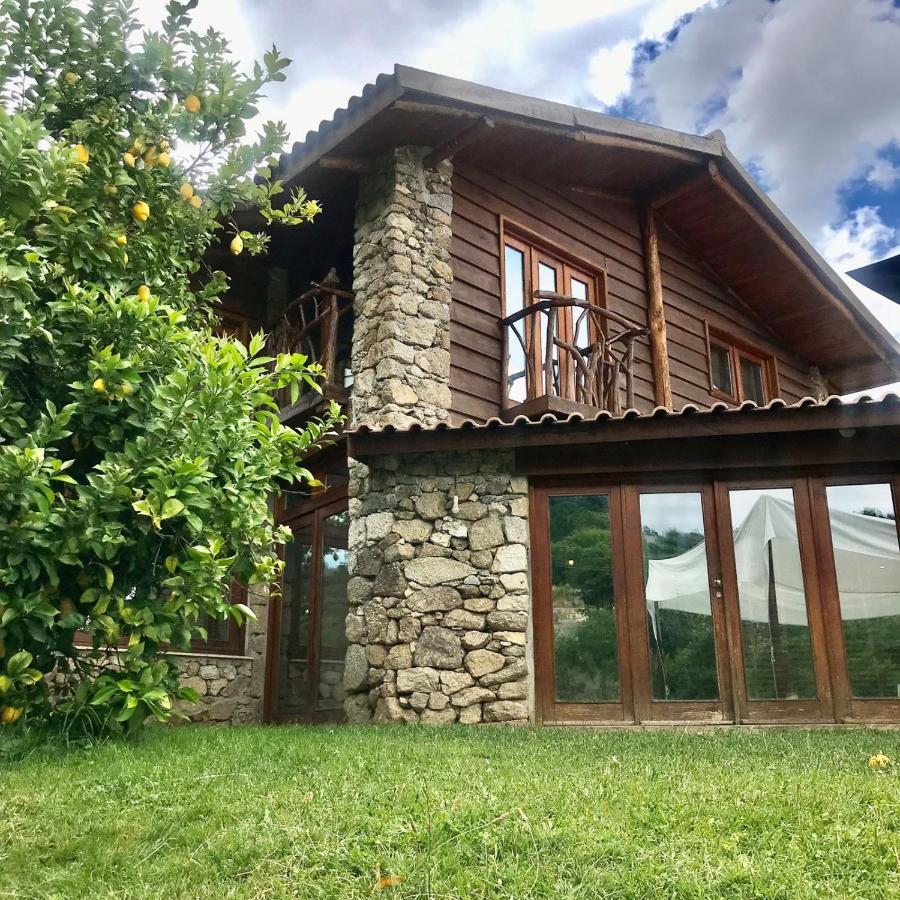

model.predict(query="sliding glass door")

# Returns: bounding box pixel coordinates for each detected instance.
[714,480,835,723]
[533,473,898,726]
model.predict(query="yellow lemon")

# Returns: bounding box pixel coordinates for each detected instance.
[230,235,244,256]
[122,252,128,265]
[119,383,134,397]
[189,194,202,209]
[114,234,127,246]
[142,147,159,168]
[92,378,106,393]
[64,71,79,85]
[74,143,89,165]
[137,284,151,303]
[157,151,171,168]
[0,675,11,694]
[123,151,136,168]
[1,706,23,725]
[179,182,194,200]
[160,140,170,151]
[184,94,202,114]
[132,200,150,223]
[104,184,119,196]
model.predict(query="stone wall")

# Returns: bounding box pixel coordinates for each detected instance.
[176,582,269,724]
[64,584,269,725]
[343,450,532,725]
[350,147,454,429]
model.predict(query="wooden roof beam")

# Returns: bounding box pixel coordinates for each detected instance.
[318,157,380,174]
[571,130,703,165]
[647,162,714,209]
[424,116,495,168]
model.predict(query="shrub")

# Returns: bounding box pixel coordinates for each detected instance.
[0,0,340,732]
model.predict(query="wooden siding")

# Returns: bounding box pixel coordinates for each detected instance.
[450,163,813,423]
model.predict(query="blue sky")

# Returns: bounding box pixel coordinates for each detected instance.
[137,0,900,384]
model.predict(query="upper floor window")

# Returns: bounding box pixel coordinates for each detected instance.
[706,327,775,405]
[502,231,611,408]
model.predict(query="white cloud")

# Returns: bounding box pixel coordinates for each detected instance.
[819,207,898,273]
[635,0,900,234]
[868,157,900,190]
[589,40,638,105]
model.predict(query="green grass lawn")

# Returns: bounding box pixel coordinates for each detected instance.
[1,726,898,899]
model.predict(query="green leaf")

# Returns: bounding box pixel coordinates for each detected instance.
[160,498,184,520]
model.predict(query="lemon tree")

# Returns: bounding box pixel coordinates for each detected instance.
[0,0,340,732]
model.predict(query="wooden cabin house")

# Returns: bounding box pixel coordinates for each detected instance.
[192,66,900,728]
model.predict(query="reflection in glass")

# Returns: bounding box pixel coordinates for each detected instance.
[538,263,560,394]
[825,484,900,699]
[728,489,816,700]
[549,495,620,702]
[641,492,719,701]
[318,511,350,712]
[710,343,733,396]
[277,521,313,717]
[571,277,589,351]
[740,358,765,404]
[504,245,527,403]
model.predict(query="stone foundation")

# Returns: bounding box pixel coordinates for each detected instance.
[343,450,532,725]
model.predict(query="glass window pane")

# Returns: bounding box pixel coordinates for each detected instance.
[277,521,313,717]
[641,492,720,701]
[740,357,766,404]
[538,264,559,392]
[825,484,900,700]
[710,343,733,396]
[549,495,620,703]
[504,245,527,403]
[318,511,350,712]
[538,262,557,292]
[570,277,589,350]
[728,489,817,700]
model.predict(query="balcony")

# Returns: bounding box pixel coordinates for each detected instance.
[501,291,649,420]
[267,269,354,422]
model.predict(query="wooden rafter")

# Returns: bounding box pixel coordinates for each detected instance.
[424,116,495,168]
[707,162,875,346]
[647,163,712,209]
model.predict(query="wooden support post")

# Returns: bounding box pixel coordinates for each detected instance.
[641,207,673,410]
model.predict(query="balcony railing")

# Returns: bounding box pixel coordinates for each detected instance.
[501,291,649,417]
[267,268,354,419]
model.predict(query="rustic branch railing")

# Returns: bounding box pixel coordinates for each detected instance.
[501,291,649,414]
[267,268,354,409]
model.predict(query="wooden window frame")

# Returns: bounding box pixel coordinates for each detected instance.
[704,323,779,405]
[499,218,608,408]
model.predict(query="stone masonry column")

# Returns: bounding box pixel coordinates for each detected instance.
[350,147,454,429]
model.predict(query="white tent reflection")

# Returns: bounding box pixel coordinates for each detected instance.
[646,494,900,626]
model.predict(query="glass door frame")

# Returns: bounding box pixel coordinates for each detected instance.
[809,474,900,724]
[712,477,836,724]
[622,483,736,724]
[530,483,634,724]
[264,487,349,724]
